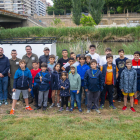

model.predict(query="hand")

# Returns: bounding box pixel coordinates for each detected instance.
[0,73,4,78]
[63,87,65,90]
[12,88,16,92]
[85,89,88,92]
[28,88,31,92]
[61,86,63,89]
[121,89,124,92]
[40,76,42,82]
[77,90,79,94]
[8,73,11,77]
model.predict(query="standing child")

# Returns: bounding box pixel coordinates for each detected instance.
[120,59,137,112]
[58,71,70,111]
[84,59,103,114]
[65,58,74,75]
[30,61,41,107]
[48,55,56,73]
[50,63,61,108]
[77,55,90,106]
[85,55,92,66]
[132,51,140,105]
[10,60,33,115]
[100,54,119,109]
[34,63,50,111]
[69,65,82,112]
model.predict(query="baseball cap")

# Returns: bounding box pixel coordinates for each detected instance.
[44,47,50,51]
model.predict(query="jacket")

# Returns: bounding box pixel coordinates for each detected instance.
[69,65,81,91]
[39,54,49,67]
[58,78,70,97]
[0,54,10,77]
[132,59,140,79]
[102,63,117,85]
[77,64,90,86]
[51,71,61,90]
[34,70,51,91]
[120,67,137,93]
[84,68,104,92]
[13,67,32,90]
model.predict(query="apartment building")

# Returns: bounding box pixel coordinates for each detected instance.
[35,0,46,16]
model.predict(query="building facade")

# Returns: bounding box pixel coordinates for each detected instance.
[35,0,46,16]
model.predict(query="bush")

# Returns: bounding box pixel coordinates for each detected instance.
[51,18,62,26]
[137,9,140,13]
[117,6,123,13]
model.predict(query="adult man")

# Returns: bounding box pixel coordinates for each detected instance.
[0,47,10,106]
[39,47,50,67]
[22,45,39,70]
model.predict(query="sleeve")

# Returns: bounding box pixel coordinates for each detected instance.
[63,62,69,69]
[35,55,39,63]
[116,66,119,72]
[99,72,104,91]
[39,57,42,68]
[113,59,116,65]
[98,55,100,64]
[77,76,81,91]
[2,58,10,76]
[84,71,88,90]
[100,66,103,72]
[119,70,124,90]
[51,73,54,89]
[28,70,32,89]
[133,71,137,93]
[64,80,70,90]
[58,80,62,89]
[13,70,19,89]
[34,73,41,84]
[42,73,51,83]
[99,58,103,66]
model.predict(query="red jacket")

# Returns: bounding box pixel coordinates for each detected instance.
[30,69,41,83]
[132,59,140,79]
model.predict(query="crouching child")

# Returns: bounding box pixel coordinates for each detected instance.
[84,59,103,114]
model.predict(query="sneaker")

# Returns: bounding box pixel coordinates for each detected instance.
[113,100,115,103]
[134,99,138,105]
[92,105,95,110]
[86,110,90,113]
[66,107,69,111]
[42,106,47,111]
[4,100,8,105]
[57,103,60,108]
[99,104,104,109]
[122,106,127,111]
[109,104,117,109]
[78,108,82,112]
[26,106,33,111]
[34,106,41,110]
[10,109,15,115]
[59,107,64,112]
[50,103,55,108]
[96,109,101,114]
[69,108,74,112]
[130,107,136,112]
[74,102,77,107]
[68,102,70,107]
[117,98,121,102]
[0,101,3,106]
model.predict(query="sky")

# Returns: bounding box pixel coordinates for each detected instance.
[46,0,53,5]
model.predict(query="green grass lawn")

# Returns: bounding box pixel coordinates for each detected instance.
[1,112,140,140]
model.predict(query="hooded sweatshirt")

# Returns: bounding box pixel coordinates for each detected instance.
[69,65,81,91]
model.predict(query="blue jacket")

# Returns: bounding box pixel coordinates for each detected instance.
[51,71,61,90]
[84,69,104,92]
[58,79,70,97]
[102,63,117,85]
[0,54,10,77]
[77,64,90,87]
[34,70,51,91]
[120,67,137,93]
[13,67,32,90]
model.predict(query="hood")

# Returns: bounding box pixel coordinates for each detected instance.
[0,54,5,59]
[18,66,29,71]
[70,64,77,75]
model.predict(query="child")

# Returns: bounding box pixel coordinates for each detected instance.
[48,55,56,73]
[50,63,61,108]
[76,54,81,62]
[85,55,92,66]
[10,59,33,115]
[116,49,128,102]
[120,59,137,112]
[30,61,41,107]
[100,54,119,109]
[58,71,70,111]
[132,51,140,105]
[84,59,103,114]
[77,55,90,106]
[65,58,74,75]
[69,65,82,112]
[34,63,51,111]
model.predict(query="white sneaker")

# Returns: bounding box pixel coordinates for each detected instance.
[57,103,60,108]
[96,109,101,114]
[50,103,55,108]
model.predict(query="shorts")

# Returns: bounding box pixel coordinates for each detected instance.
[122,92,134,97]
[137,79,140,92]
[12,89,28,100]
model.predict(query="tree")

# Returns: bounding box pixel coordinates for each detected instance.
[72,0,82,25]
[52,0,72,15]
[87,0,105,25]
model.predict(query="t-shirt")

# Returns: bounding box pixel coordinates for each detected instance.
[88,53,100,64]
[116,57,128,77]
[65,66,71,74]
[63,61,80,69]
[92,69,97,76]
[30,68,41,83]
[100,56,116,66]
[48,63,55,73]
[58,57,69,71]
[101,65,119,85]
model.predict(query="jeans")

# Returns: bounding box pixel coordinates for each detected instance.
[80,86,87,105]
[70,90,81,109]
[0,76,8,101]
[61,96,68,107]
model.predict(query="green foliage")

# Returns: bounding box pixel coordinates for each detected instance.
[72,0,82,25]
[137,9,140,13]
[47,7,64,15]
[80,14,96,26]
[51,18,62,26]
[117,6,123,13]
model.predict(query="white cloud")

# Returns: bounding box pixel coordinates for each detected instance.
[46,0,53,5]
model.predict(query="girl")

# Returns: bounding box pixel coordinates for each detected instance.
[58,71,70,111]
[50,63,61,108]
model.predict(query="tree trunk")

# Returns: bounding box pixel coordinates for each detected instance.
[131,7,133,13]
[124,8,125,14]
[107,6,109,14]
[64,8,66,15]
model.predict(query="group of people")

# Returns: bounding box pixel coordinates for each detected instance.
[0,44,139,115]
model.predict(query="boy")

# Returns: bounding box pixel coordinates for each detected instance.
[120,59,137,112]
[10,60,33,115]
[48,55,55,73]
[58,49,69,71]
[65,58,74,75]
[85,55,92,66]
[100,54,119,109]
[34,63,51,111]
[88,44,100,65]
[77,55,90,106]
[69,65,82,112]
[76,54,81,62]
[84,59,103,114]
[30,61,41,107]
[132,51,140,105]
[116,49,128,102]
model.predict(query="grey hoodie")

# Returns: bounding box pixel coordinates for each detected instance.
[69,65,81,91]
